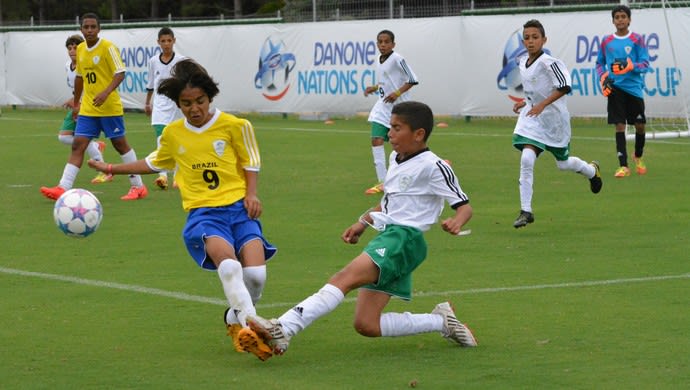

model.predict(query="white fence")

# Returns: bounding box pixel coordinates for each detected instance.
[1,8,688,117]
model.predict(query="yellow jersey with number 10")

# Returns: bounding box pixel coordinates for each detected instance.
[146,109,261,211]
[76,38,125,116]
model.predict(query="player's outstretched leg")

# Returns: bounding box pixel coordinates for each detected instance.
[432,301,477,347]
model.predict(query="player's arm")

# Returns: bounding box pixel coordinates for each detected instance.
[87,158,155,175]
[243,170,262,219]
[441,202,473,235]
[633,38,650,73]
[72,75,83,120]
[145,89,154,116]
[527,87,568,117]
[93,71,125,107]
[342,205,382,244]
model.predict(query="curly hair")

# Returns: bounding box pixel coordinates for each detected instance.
[157,59,220,106]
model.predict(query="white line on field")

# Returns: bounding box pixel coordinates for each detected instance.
[1,266,687,309]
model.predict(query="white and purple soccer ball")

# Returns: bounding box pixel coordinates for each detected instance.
[53,189,103,238]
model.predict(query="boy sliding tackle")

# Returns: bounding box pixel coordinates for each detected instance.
[243,101,477,359]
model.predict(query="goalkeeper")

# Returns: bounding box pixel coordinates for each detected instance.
[596,5,650,178]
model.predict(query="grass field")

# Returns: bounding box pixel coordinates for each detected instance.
[1,107,688,389]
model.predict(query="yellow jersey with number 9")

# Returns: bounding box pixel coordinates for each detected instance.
[146,109,261,211]
[76,38,125,116]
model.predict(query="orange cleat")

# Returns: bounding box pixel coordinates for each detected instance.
[120,185,148,200]
[40,185,66,200]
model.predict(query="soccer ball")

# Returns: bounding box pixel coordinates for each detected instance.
[53,188,103,238]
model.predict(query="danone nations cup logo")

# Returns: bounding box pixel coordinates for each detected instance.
[496,29,551,103]
[254,37,296,101]
[496,29,527,103]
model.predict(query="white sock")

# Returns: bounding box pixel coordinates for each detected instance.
[556,157,595,178]
[242,265,266,304]
[519,148,536,212]
[58,134,73,145]
[58,163,79,190]
[224,265,266,325]
[380,312,444,337]
[86,141,103,161]
[217,259,256,327]
[278,283,344,337]
[372,145,387,183]
[120,149,144,187]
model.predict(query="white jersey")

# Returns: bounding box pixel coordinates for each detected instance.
[370,149,469,232]
[147,52,187,125]
[513,52,571,148]
[65,61,77,89]
[368,52,419,128]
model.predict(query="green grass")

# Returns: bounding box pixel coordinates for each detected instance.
[1,107,689,389]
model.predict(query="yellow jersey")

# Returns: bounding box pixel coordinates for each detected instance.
[146,109,261,211]
[76,38,126,116]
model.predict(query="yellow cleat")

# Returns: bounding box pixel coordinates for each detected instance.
[614,166,630,178]
[226,324,245,353]
[364,183,384,195]
[633,156,647,175]
[154,175,168,190]
[91,172,113,184]
[237,327,273,361]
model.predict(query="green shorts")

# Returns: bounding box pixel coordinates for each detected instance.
[153,124,166,138]
[60,110,76,132]
[370,122,389,141]
[512,134,570,161]
[361,225,427,300]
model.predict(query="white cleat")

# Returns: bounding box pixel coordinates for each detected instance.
[432,301,478,347]
[246,314,291,355]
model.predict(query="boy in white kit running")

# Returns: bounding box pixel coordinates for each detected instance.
[145,27,186,189]
[363,29,418,195]
[511,19,602,228]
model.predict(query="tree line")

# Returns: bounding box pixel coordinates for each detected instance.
[0,0,287,25]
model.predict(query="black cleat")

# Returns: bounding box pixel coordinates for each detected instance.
[589,161,603,194]
[513,210,534,229]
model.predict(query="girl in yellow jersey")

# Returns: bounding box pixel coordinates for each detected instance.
[88,59,277,361]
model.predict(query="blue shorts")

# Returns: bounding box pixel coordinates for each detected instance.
[183,200,277,270]
[75,115,126,139]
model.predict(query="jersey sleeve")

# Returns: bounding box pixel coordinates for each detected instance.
[231,119,261,172]
[595,35,612,78]
[547,58,571,90]
[145,127,175,171]
[107,43,127,75]
[631,33,650,74]
[428,160,469,208]
[398,57,419,85]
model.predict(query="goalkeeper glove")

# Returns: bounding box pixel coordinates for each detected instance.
[600,72,614,97]
[612,57,633,75]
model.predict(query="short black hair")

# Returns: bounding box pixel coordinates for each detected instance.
[391,101,434,141]
[612,5,631,18]
[158,59,220,106]
[158,27,174,38]
[377,29,395,42]
[523,19,545,37]
[65,34,83,47]
[81,12,100,27]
